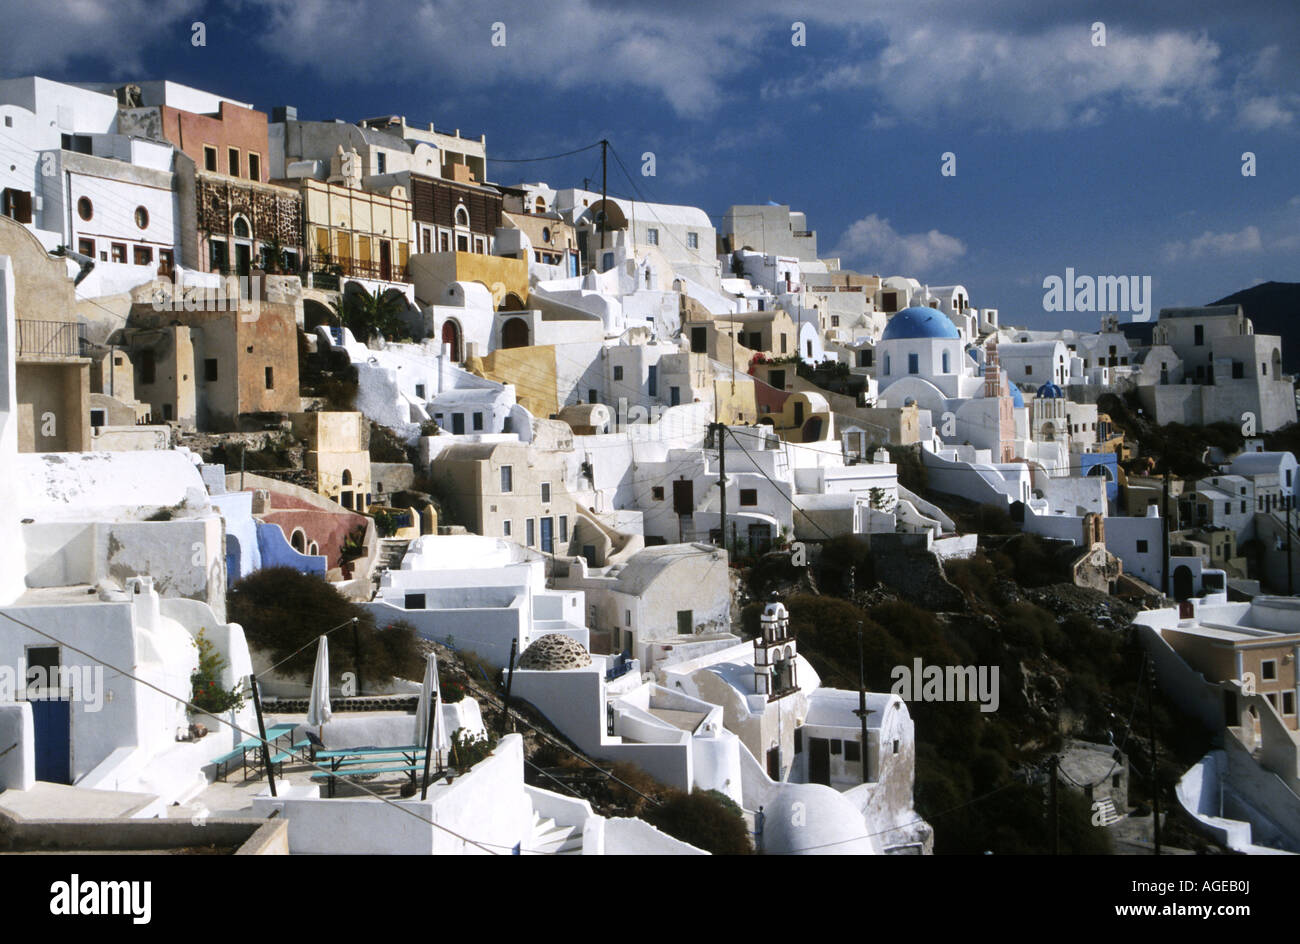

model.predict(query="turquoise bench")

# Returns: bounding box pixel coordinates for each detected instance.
[310,763,423,797]
[210,724,300,782]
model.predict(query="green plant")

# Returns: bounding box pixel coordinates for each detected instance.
[190,628,246,714]
[644,789,753,854]
[448,728,497,772]
[330,286,409,343]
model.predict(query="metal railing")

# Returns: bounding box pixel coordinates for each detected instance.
[16,319,84,358]
[310,253,410,284]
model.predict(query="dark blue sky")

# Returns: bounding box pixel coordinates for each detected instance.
[7,0,1298,329]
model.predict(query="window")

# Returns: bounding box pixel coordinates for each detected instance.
[503,520,512,537]
[133,205,149,230]
[1285,691,1296,716]
[501,466,513,493]
[588,389,597,404]
[1136,540,1149,553]
[845,740,861,762]
[2,187,32,223]
[652,486,665,500]
[265,366,274,389]
[559,516,568,542]
[893,739,900,754]
[111,242,127,263]
[1025,364,1033,375]
[526,518,536,547]
[159,249,174,272]
[541,482,551,503]
[404,593,426,610]
[687,231,698,249]
[740,488,758,506]
[162,402,173,421]
[377,152,386,174]
[677,610,693,635]
[908,353,919,374]
[204,358,218,382]
[1194,325,1204,346]
[204,146,218,171]
[414,383,425,399]
[248,152,261,181]
[133,245,152,265]
[646,228,659,246]
[140,349,156,385]
[613,365,624,381]
[89,408,105,429]
[228,147,240,177]
[25,646,60,698]
[475,237,484,254]
[78,237,95,257]
[942,351,950,373]
[1262,660,1277,681]
[77,196,93,221]
[830,739,842,755]
[884,354,891,375]
[473,412,483,431]
[780,334,788,354]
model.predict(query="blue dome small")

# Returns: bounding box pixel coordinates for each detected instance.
[881,306,960,341]
[1010,385,1025,408]
[1036,382,1064,399]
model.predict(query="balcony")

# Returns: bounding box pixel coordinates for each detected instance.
[309,253,410,286]
[16,319,86,360]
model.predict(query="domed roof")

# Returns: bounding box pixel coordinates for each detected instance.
[881,306,960,341]
[761,783,876,855]
[1036,382,1064,399]
[517,633,592,670]
[1009,384,1025,409]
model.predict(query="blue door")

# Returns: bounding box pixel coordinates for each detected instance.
[540,517,554,553]
[30,699,71,784]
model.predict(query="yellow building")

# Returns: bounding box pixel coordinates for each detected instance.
[301,152,411,285]
[290,411,372,512]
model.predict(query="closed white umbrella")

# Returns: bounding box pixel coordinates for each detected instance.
[413,652,447,765]
[306,635,333,745]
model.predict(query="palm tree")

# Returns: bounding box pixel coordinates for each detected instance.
[330,287,408,343]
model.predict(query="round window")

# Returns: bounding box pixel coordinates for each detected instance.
[77,197,93,221]
[542,226,551,243]
[134,206,149,229]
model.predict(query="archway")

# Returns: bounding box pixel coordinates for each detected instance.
[501,317,530,349]
[1173,565,1194,601]
[441,319,462,362]
[291,528,307,553]
[499,292,526,312]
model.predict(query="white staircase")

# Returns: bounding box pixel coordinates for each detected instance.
[526,811,583,855]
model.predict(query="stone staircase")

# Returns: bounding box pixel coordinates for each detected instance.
[525,811,583,855]
[376,538,410,571]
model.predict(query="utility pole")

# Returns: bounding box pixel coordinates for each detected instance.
[1048,753,1059,854]
[1288,495,1294,596]
[1148,654,1161,855]
[498,637,519,739]
[713,422,727,553]
[855,622,871,785]
[1161,469,1171,598]
[599,139,608,253]
[248,675,276,797]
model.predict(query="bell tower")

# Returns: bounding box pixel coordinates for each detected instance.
[754,592,798,701]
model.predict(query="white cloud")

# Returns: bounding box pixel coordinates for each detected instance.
[1162,225,1263,262]
[765,23,1223,130]
[0,0,203,74]
[832,214,966,276]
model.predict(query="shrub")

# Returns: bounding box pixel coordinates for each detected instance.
[228,567,424,685]
[447,728,497,772]
[644,789,753,855]
[190,628,246,714]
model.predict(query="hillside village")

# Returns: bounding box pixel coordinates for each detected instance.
[2,75,1300,855]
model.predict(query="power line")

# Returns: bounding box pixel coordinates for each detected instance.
[487,142,603,164]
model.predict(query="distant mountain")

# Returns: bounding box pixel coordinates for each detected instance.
[1211,281,1300,374]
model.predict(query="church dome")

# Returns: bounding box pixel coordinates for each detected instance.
[1036,382,1064,399]
[881,306,960,341]
[761,782,876,855]
[517,633,592,670]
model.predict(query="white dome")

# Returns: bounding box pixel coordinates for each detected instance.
[762,783,876,855]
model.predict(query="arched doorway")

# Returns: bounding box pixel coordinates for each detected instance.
[291,529,307,553]
[441,319,462,362]
[1173,565,1194,601]
[501,317,529,349]
[499,292,526,312]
